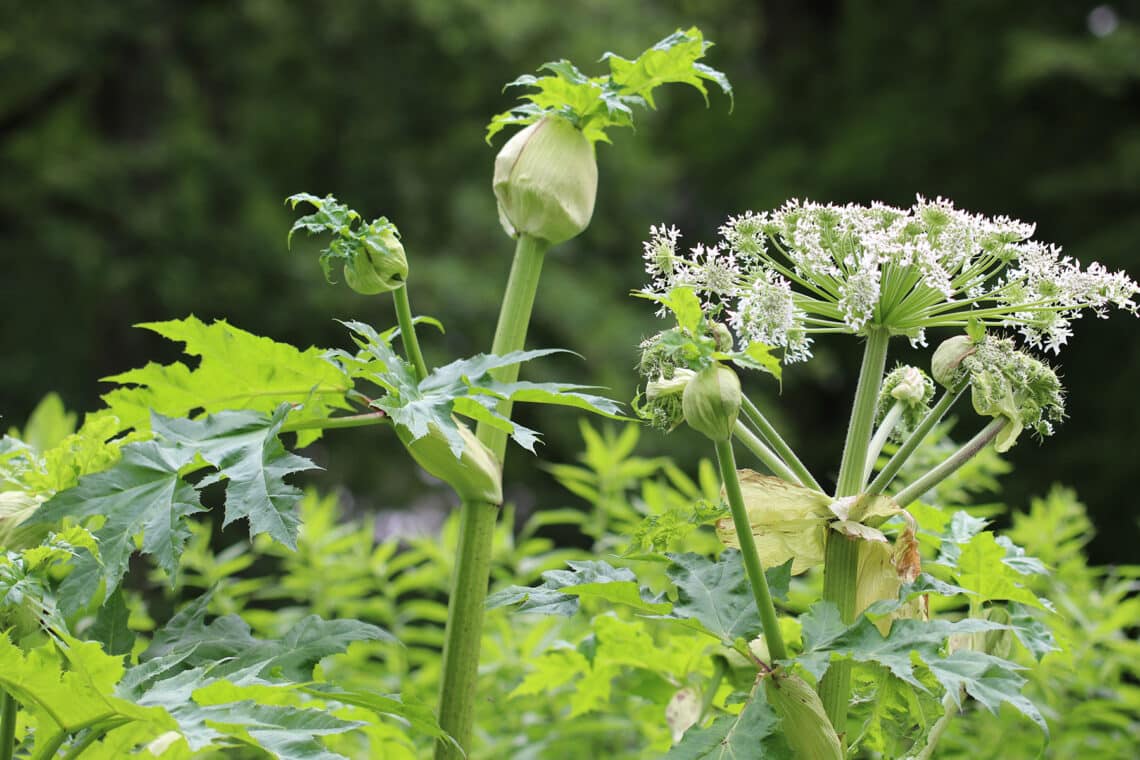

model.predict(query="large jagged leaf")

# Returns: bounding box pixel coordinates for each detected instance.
[666,680,793,759]
[27,408,315,614]
[300,686,460,754]
[152,406,317,548]
[101,316,353,447]
[487,559,668,616]
[797,602,1047,735]
[27,439,204,612]
[488,27,731,145]
[667,551,790,645]
[337,320,622,457]
[145,594,395,683]
[954,532,1049,609]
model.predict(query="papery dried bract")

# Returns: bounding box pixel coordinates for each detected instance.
[715,471,831,574]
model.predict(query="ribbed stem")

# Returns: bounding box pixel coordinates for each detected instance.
[0,690,16,760]
[434,234,548,759]
[740,397,821,490]
[892,418,1006,508]
[732,420,799,484]
[819,327,890,734]
[866,381,967,496]
[393,284,429,382]
[280,411,386,433]
[715,438,788,662]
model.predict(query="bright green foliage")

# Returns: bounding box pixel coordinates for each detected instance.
[2,403,125,498]
[5,393,76,455]
[488,560,669,616]
[101,317,353,447]
[487,27,731,145]
[665,681,793,759]
[333,320,623,456]
[26,406,315,614]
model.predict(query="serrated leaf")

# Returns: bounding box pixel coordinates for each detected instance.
[667,551,789,645]
[487,559,667,616]
[88,587,136,656]
[955,532,1048,609]
[925,650,1048,735]
[488,27,730,145]
[667,681,792,759]
[152,406,317,549]
[300,686,461,753]
[101,317,352,447]
[28,439,204,611]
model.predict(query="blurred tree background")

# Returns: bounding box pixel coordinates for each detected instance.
[2,1,1137,562]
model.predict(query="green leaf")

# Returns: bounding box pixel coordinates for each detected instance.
[102,316,353,447]
[666,681,793,759]
[87,587,136,656]
[7,392,77,453]
[487,559,668,616]
[300,686,461,754]
[955,532,1049,609]
[151,406,318,548]
[339,320,622,457]
[488,27,731,145]
[925,650,1048,735]
[667,551,788,645]
[29,439,204,611]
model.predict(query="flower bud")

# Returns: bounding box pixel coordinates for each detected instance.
[931,335,977,387]
[682,365,741,442]
[493,116,598,244]
[396,418,502,504]
[763,670,843,760]
[710,322,734,353]
[343,226,408,295]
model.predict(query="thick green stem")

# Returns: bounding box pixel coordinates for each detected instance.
[732,421,799,484]
[0,690,16,760]
[715,438,788,662]
[434,234,549,759]
[866,381,967,496]
[892,418,1006,508]
[393,284,429,382]
[740,397,821,491]
[819,327,890,734]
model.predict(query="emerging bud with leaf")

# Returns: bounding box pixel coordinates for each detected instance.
[876,365,935,443]
[396,419,502,504]
[682,364,741,441]
[493,116,598,245]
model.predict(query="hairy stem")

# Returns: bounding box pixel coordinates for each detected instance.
[435,234,549,759]
[715,438,788,661]
[892,418,1006,508]
[863,401,903,487]
[866,381,967,496]
[740,396,821,490]
[819,327,890,734]
[733,420,799,484]
[393,284,429,382]
[0,690,16,760]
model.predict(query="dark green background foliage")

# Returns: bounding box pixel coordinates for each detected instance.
[2,2,1137,558]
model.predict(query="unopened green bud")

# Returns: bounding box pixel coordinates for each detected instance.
[932,335,977,387]
[710,322,734,353]
[981,607,1014,659]
[343,225,408,295]
[682,365,741,442]
[763,670,843,760]
[493,116,598,245]
[397,419,502,504]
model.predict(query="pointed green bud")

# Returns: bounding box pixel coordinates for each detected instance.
[932,335,977,387]
[710,322,734,353]
[396,418,502,504]
[493,115,598,245]
[763,669,843,760]
[343,225,408,295]
[682,365,741,442]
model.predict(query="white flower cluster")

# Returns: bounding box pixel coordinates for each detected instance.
[640,196,1137,361]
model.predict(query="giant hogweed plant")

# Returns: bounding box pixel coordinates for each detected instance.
[494,200,1137,756]
[0,28,729,759]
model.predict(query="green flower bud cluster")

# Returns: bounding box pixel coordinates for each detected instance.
[933,334,1065,452]
[875,364,935,443]
[682,365,741,441]
[396,419,502,505]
